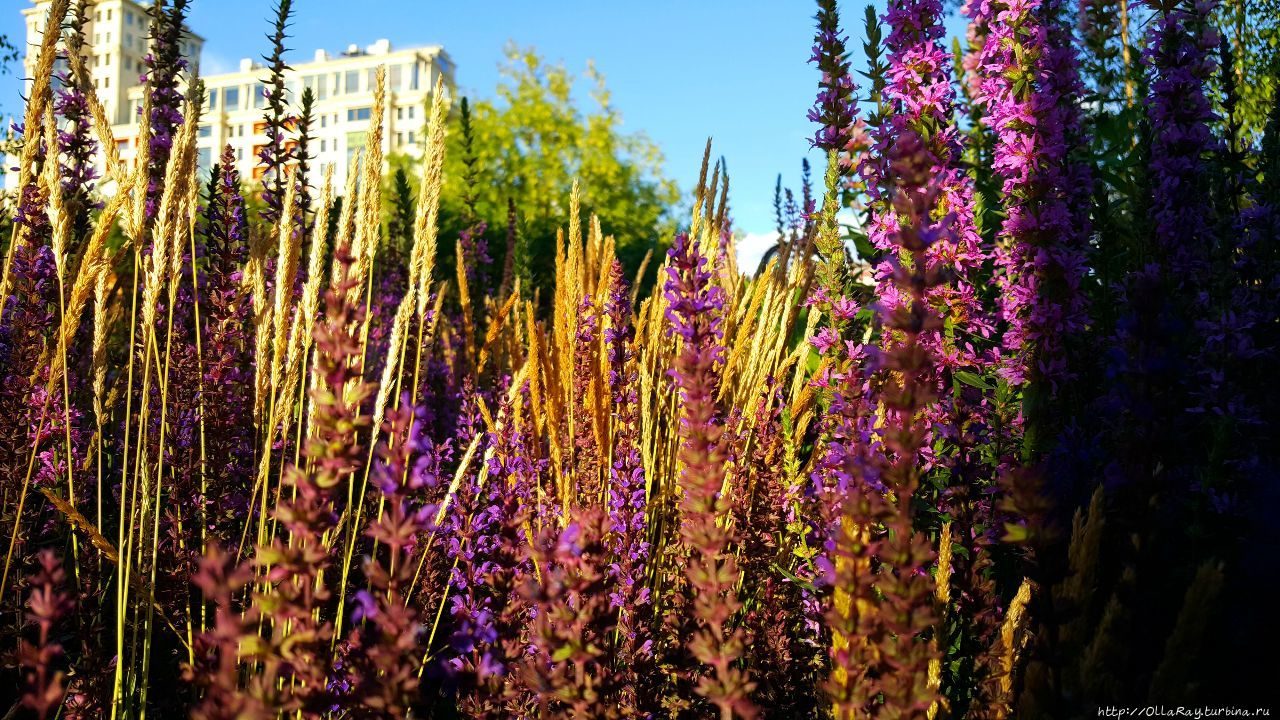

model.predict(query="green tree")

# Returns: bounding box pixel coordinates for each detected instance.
[439,45,680,301]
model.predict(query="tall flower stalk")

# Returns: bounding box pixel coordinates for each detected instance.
[603,260,652,715]
[809,0,858,156]
[827,130,943,719]
[663,232,756,719]
[139,0,191,221]
[970,0,1093,420]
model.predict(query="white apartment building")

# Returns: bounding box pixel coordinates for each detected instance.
[22,0,205,127]
[10,0,454,193]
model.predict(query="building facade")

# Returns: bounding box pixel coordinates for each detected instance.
[10,0,454,192]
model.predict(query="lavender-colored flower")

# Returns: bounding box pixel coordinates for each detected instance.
[446,398,538,717]
[808,0,858,155]
[52,62,100,246]
[1143,0,1221,283]
[603,261,653,713]
[662,232,757,718]
[970,0,1092,393]
[459,221,492,288]
[139,0,191,221]
[868,0,995,393]
[826,130,943,719]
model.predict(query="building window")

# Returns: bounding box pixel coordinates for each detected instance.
[207,89,216,109]
[367,67,379,90]
[126,11,133,25]
[410,62,420,90]
[347,131,367,167]
[104,53,110,65]
[224,87,240,111]
[320,115,327,128]
[406,131,415,144]
[198,125,212,138]
[390,64,402,90]
[305,75,327,101]
[103,76,109,88]
[320,139,326,152]
[345,70,359,94]
[408,106,415,119]
[347,107,371,122]
[253,83,267,109]
[107,8,112,20]
[197,146,212,174]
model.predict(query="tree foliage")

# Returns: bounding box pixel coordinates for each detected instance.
[439,45,681,300]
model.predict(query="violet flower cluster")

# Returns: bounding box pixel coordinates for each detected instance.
[662,232,757,719]
[969,0,1092,390]
[869,0,994,393]
[808,0,859,155]
[138,0,191,221]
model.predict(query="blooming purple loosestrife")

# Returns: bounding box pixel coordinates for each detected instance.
[459,221,492,289]
[808,0,858,155]
[571,292,604,503]
[603,260,653,714]
[345,404,441,716]
[197,148,255,539]
[872,0,993,378]
[52,71,99,245]
[0,0,1272,713]
[368,248,409,378]
[248,247,373,714]
[829,130,944,718]
[28,371,87,492]
[139,0,191,221]
[1143,0,1221,283]
[521,510,620,716]
[3,166,61,492]
[663,232,757,719]
[1099,0,1223,494]
[970,0,1092,393]
[818,344,881,716]
[740,382,822,716]
[447,400,538,718]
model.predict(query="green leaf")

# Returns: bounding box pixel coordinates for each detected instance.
[954,371,993,391]
[774,563,818,593]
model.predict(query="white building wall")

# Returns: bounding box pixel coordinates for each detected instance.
[9,1,451,195]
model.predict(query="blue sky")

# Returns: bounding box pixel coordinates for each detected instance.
[1,0,964,261]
